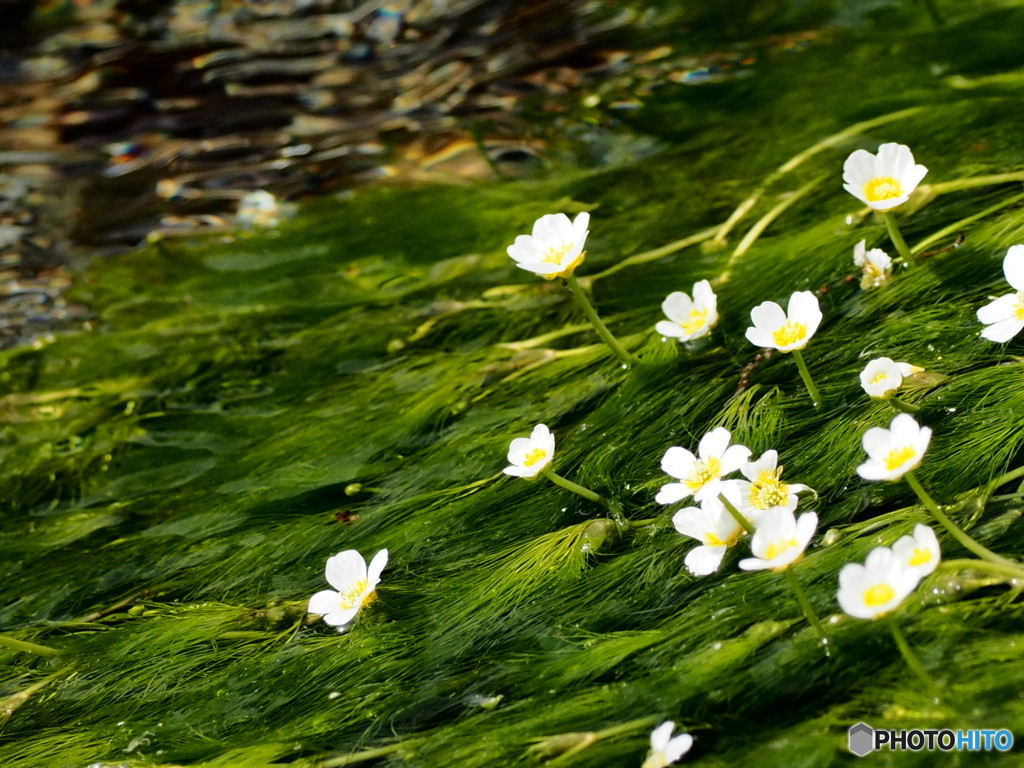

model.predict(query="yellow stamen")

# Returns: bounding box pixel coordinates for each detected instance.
[884,445,916,471]
[772,320,807,348]
[908,548,932,567]
[680,308,709,335]
[764,538,798,561]
[338,579,369,610]
[864,583,895,608]
[863,176,903,203]
[871,372,890,385]
[685,457,722,491]
[706,529,742,548]
[523,448,548,467]
[750,469,788,509]
[1014,293,1024,321]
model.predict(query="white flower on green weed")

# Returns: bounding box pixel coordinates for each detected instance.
[893,524,941,579]
[504,424,555,479]
[672,485,745,576]
[859,357,922,399]
[977,244,1024,343]
[237,190,293,228]
[837,546,920,619]
[506,212,590,279]
[308,549,388,631]
[642,721,693,768]
[853,239,892,289]
[656,427,751,505]
[745,291,822,353]
[857,413,931,482]
[739,507,817,572]
[736,450,811,524]
[656,280,718,342]
[842,143,928,211]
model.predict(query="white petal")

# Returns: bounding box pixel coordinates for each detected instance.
[656,482,691,505]
[661,446,696,479]
[977,294,1018,325]
[745,326,776,349]
[661,291,695,324]
[650,721,675,752]
[308,589,342,616]
[981,317,1024,343]
[656,320,687,338]
[842,150,876,188]
[665,733,694,761]
[1004,245,1024,290]
[738,556,771,571]
[325,550,367,591]
[672,507,707,540]
[367,549,389,585]
[532,213,572,242]
[698,427,732,460]
[322,605,361,628]
[749,301,787,331]
[720,444,752,473]
[787,291,822,336]
[685,544,727,576]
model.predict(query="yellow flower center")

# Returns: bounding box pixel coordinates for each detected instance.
[909,547,932,567]
[1015,292,1024,321]
[884,445,916,471]
[863,583,895,608]
[750,469,788,509]
[706,529,742,548]
[863,176,903,203]
[338,579,369,610]
[685,457,722,491]
[871,371,890,385]
[541,242,573,264]
[523,448,548,467]
[764,538,798,561]
[772,321,807,348]
[680,308,709,335]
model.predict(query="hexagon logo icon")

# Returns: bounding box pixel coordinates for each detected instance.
[849,722,875,757]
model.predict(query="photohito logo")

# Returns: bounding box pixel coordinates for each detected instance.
[848,722,1014,756]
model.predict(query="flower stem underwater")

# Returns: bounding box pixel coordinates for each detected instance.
[565,275,639,366]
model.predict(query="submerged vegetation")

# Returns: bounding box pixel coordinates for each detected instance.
[7,1,1024,766]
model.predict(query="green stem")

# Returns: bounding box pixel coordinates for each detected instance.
[888,396,921,415]
[542,466,609,508]
[0,634,61,657]
[885,615,935,691]
[718,492,755,535]
[783,568,828,643]
[883,211,916,268]
[565,275,639,367]
[790,349,822,408]
[941,558,1024,581]
[904,471,1023,570]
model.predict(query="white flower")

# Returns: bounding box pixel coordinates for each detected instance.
[656,280,718,342]
[506,212,590,279]
[736,450,811,524]
[977,244,1024,342]
[859,357,922,399]
[642,721,693,768]
[739,508,817,571]
[308,549,388,631]
[837,546,920,619]
[656,428,751,505]
[745,291,822,353]
[842,142,928,211]
[857,413,931,482]
[672,485,746,576]
[504,424,555,479]
[853,239,892,289]
[892,524,941,579]
[237,190,293,228]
